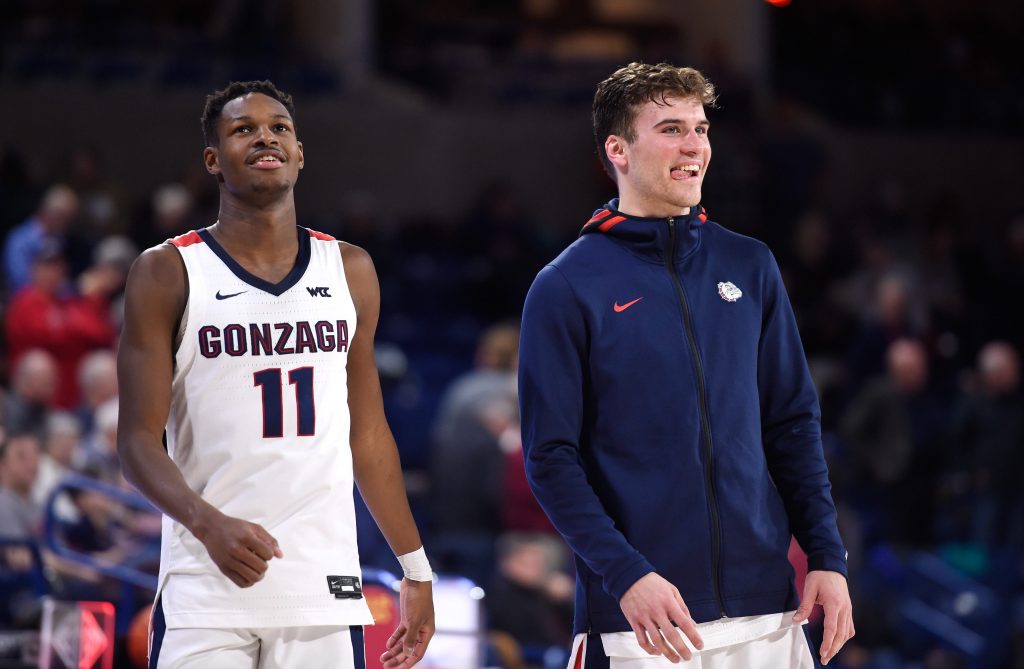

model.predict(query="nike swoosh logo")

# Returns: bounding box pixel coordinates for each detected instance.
[613,297,643,312]
[215,290,247,300]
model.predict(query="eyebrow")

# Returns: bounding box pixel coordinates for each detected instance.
[652,118,711,129]
[228,114,292,122]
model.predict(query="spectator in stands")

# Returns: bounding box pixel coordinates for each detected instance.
[502,441,556,536]
[0,434,42,540]
[131,182,195,251]
[845,270,931,393]
[61,478,119,555]
[840,338,946,547]
[4,239,118,409]
[75,350,118,435]
[486,533,573,653]
[81,399,121,486]
[2,350,59,440]
[32,412,83,522]
[2,184,79,292]
[0,433,43,628]
[429,322,519,586]
[949,341,1024,550]
[90,234,138,328]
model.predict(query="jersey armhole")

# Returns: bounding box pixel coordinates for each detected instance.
[165,242,190,357]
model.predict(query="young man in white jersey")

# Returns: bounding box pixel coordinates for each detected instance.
[117,80,434,669]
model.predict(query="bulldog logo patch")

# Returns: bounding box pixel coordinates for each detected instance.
[717,281,742,302]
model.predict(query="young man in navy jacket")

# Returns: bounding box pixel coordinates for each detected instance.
[518,62,853,668]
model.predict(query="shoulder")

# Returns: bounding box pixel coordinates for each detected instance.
[337,241,375,275]
[129,243,186,287]
[6,219,37,242]
[544,235,611,281]
[123,243,187,320]
[703,221,771,256]
[702,221,778,271]
[524,262,581,320]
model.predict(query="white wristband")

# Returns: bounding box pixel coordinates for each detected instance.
[396,546,433,582]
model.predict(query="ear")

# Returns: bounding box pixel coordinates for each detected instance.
[605,135,628,173]
[296,140,304,170]
[203,146,220,176]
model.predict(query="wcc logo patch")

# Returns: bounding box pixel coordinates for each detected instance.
[717,281,742,302]
[306,286,331,297]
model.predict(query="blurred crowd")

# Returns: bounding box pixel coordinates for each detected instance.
[2,110,1024,667]
[0,3,1022,666]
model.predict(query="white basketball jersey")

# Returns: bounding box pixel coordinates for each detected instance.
[158,226,374,629]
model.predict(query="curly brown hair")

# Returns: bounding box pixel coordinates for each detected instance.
[592,62,717,179]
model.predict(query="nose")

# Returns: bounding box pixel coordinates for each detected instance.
[253,125,278,145]
[680,131,703,153]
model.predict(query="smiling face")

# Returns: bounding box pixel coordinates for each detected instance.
[204,92,304,203]
[605,96,711,218]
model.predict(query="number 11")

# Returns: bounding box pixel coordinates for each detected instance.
[253,367,315,438]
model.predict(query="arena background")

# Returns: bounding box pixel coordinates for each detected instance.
[0,1,1022,668]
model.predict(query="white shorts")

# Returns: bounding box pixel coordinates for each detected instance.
[568,611,815,669]
[149,599,366,669]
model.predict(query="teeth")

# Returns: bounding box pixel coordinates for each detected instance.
[255,155,280,163]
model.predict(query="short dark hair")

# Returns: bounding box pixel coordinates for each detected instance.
[592,62,717,179]
[200,80,296,147]
[0,433,40,461]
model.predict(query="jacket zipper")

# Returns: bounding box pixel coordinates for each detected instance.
[665,217,727,619]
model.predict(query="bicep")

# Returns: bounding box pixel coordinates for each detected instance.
[341,245,388,442]
[117,247,185,446]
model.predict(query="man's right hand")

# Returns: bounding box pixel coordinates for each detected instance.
[193,508,283,588]
[619,572,704,663]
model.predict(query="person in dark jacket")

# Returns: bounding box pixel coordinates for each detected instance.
[518,62,853,668]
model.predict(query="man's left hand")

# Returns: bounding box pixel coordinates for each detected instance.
[793,570,854,666]
[381,578,435,668]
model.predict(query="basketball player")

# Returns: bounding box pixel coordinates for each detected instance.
[518,63,853,668]
[117,81,434,668]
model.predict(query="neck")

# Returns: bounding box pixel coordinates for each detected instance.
[212,193,299,250]
[615,193,690,219]
[216,189,297,228]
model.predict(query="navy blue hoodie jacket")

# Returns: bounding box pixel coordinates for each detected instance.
[518,201,847,635]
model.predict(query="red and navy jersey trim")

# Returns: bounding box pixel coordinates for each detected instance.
[580,205,707,236]
[195,226,313,297]
[584,209,628,233]
[168,230,204,247]
[308,229,336,242]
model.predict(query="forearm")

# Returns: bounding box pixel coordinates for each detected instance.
[118,431,218,542]
[763,420,846,571]
[524,440,653,597]
[352,428,422,556]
